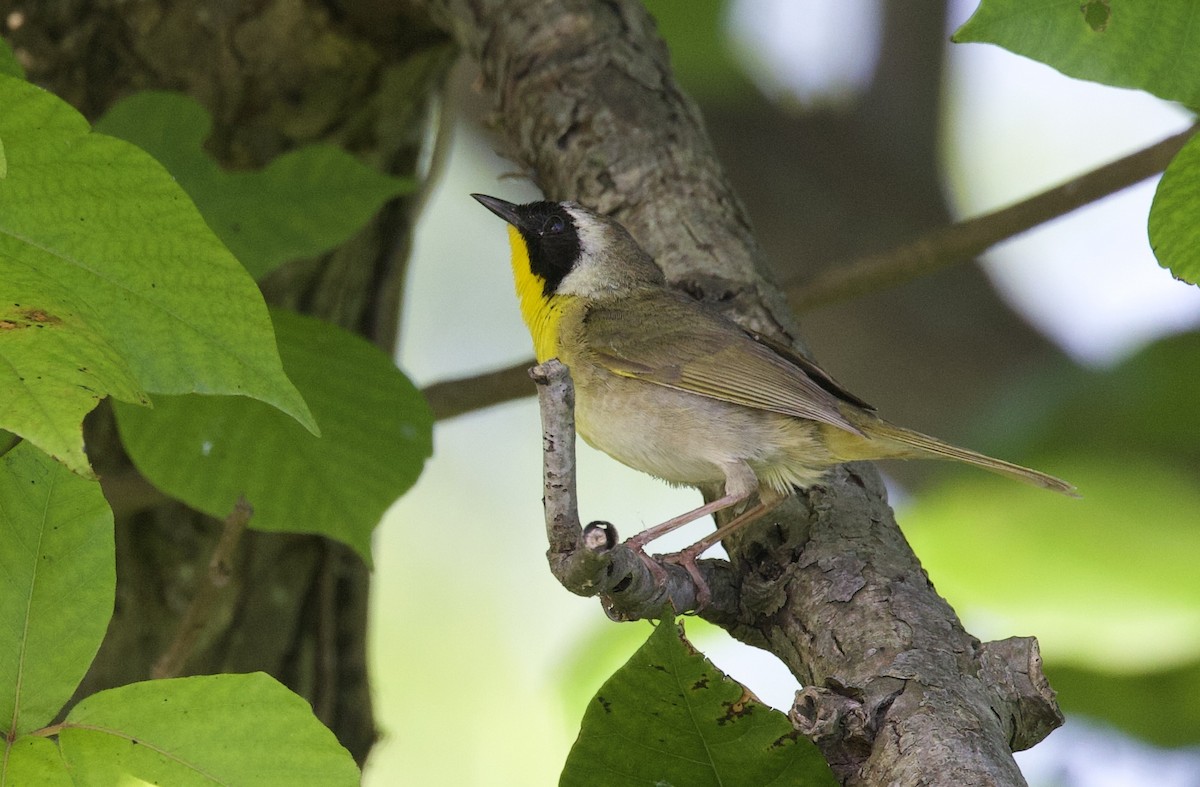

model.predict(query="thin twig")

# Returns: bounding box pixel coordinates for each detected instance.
[424,359,536,421]
[791,122,1198,310]
[530,360,583,560]
[421,124,1197,421]
[151,498,253,680]
[529,360,730,618]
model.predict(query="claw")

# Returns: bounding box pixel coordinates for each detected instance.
[615,484,788,614]
[636,547,669,586]
[661,549,711,609]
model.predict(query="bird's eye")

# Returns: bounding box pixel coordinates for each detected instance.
[544,215,565,235]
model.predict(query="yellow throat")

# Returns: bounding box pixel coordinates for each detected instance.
[507,224,570,362]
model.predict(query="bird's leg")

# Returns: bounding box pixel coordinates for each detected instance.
[619,489,749,590]
[674,486,787,561]
[625,461,762,553]
[618,465,755,598]
[621,463,774,609]
[623,489,750,553]
[662,485,788,608]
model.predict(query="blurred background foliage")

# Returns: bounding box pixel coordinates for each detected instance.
[372,1,1200,785]
[12,0,1186,782]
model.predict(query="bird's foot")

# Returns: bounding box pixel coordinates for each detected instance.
[659,547,711,610]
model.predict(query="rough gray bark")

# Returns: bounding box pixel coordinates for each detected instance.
[409,0,1063,783]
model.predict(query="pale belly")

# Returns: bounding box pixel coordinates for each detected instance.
[571,363,836,495]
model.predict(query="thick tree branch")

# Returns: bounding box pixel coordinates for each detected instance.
[421,123,1195,421]
[412,0,1062,783]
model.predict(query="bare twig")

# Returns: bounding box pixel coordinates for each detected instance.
[530,360,731,618]
[151,498,253,680]
[424,358,534,421]
[422,124,1197,421]
[792,122,1199,310]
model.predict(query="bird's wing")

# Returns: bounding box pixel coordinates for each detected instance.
[582,291,869,435]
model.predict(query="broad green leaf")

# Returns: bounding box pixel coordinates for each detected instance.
[0,76,316,475]
[2,736,71,787]
[558,618,662,716]
[1046,659,1200,748]
[976,332,1200,465]
[0,284,146,475]
[0,37,22,79]
[0,442,114,735]
[561,620,836,787]
[903,457,1200,670]
[1149,133,1200,285]
[0,41,19,179]
[919,333,1200,675]
[954,0,1200,107]
[59,673,358,786]
[114,309,433,562]
[95,91,414,279]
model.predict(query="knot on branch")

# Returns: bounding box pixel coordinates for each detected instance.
[979,636,1063,751]
[789,685,872,747]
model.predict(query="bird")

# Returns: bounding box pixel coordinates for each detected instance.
[472,193,1075,591]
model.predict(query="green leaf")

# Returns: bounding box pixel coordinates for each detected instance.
[59,673,359,786]
[114,309,433,562]
[1046,659,1200,748]
[558,619,663,717]
[2,736,72,787]
[903,457,1200,670]
[954,0,1200,106]
[0,41,20,180]
[1149,133,1200,285]
[925,332,1200,681]
[978,332,1200,466]
[561,620,836,787]
[95,91,414,279]
[0,75,316,475]
[0,442,114,736]
[0,37,23,79]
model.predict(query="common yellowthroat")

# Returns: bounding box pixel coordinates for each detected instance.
[473,194,1074,570]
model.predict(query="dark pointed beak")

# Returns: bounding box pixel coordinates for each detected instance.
[471,193,522,227]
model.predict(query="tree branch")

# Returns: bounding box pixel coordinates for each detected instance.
[152,498,253,680]
[421,124,1195,421]
[791,122,1197,310]
[412,0,1063,782]
[424,358,533,421]
[530,360,736,619]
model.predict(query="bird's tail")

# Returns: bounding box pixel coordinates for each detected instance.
[837,417,1078,497]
